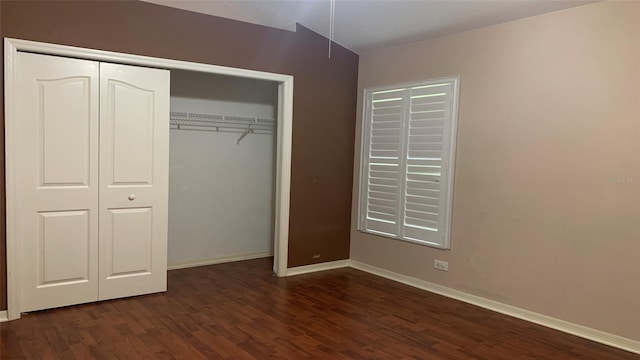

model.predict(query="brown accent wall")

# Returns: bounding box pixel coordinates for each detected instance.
[0,0,358,310]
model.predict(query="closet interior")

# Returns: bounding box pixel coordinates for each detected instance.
[168,70,278,268]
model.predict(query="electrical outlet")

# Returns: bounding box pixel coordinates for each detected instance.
[434,259,449,272]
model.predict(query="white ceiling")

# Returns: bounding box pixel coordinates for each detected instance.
[143,0,594,53]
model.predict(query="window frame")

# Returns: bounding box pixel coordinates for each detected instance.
[358,76,460,249]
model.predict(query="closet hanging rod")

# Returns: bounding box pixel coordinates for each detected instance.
[168,126,272,135]
[169,112,276,143]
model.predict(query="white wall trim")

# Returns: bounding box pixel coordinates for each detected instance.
[286,260,351,277]
[168,252,273,271]
[3,39,20,322]
[3,37,294,321]
[274,81,293,277]
[350,260,640,354]
[0,311,8,323]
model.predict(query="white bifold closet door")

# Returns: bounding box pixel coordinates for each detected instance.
[14,52,169,312]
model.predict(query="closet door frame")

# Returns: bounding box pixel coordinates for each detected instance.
[4,38,294,321]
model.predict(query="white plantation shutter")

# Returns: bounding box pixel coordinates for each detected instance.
[363,89,405,236]
[360,77,459,249]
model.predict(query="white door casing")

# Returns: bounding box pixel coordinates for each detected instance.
[14,52,100,311]
[98,63,170,300]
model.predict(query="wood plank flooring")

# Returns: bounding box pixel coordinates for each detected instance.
[1,258,637,359]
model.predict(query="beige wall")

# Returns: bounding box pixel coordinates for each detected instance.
[351,1,639,341]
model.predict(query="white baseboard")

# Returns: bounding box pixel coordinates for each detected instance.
[0,311,7,322]
[286,259,351,276]
[168,251,272,270]
[350,260,640,354]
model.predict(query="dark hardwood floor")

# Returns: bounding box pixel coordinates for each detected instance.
[1,258,637,359]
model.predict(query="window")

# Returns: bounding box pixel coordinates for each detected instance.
[358,77,460,249]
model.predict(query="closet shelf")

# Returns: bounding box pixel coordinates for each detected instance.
[170,111,276,137]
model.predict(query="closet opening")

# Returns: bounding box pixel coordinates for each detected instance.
[4,38,293,321]
[167,70,279,271]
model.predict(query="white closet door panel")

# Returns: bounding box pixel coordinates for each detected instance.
[104,208,152,277]
[98,63,170,301]
[109,81,154,185]
[39,211,91,284]
[15,52,99,312]
[40,78,93,186]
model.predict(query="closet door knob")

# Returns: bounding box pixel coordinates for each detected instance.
[128,194,136,201]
